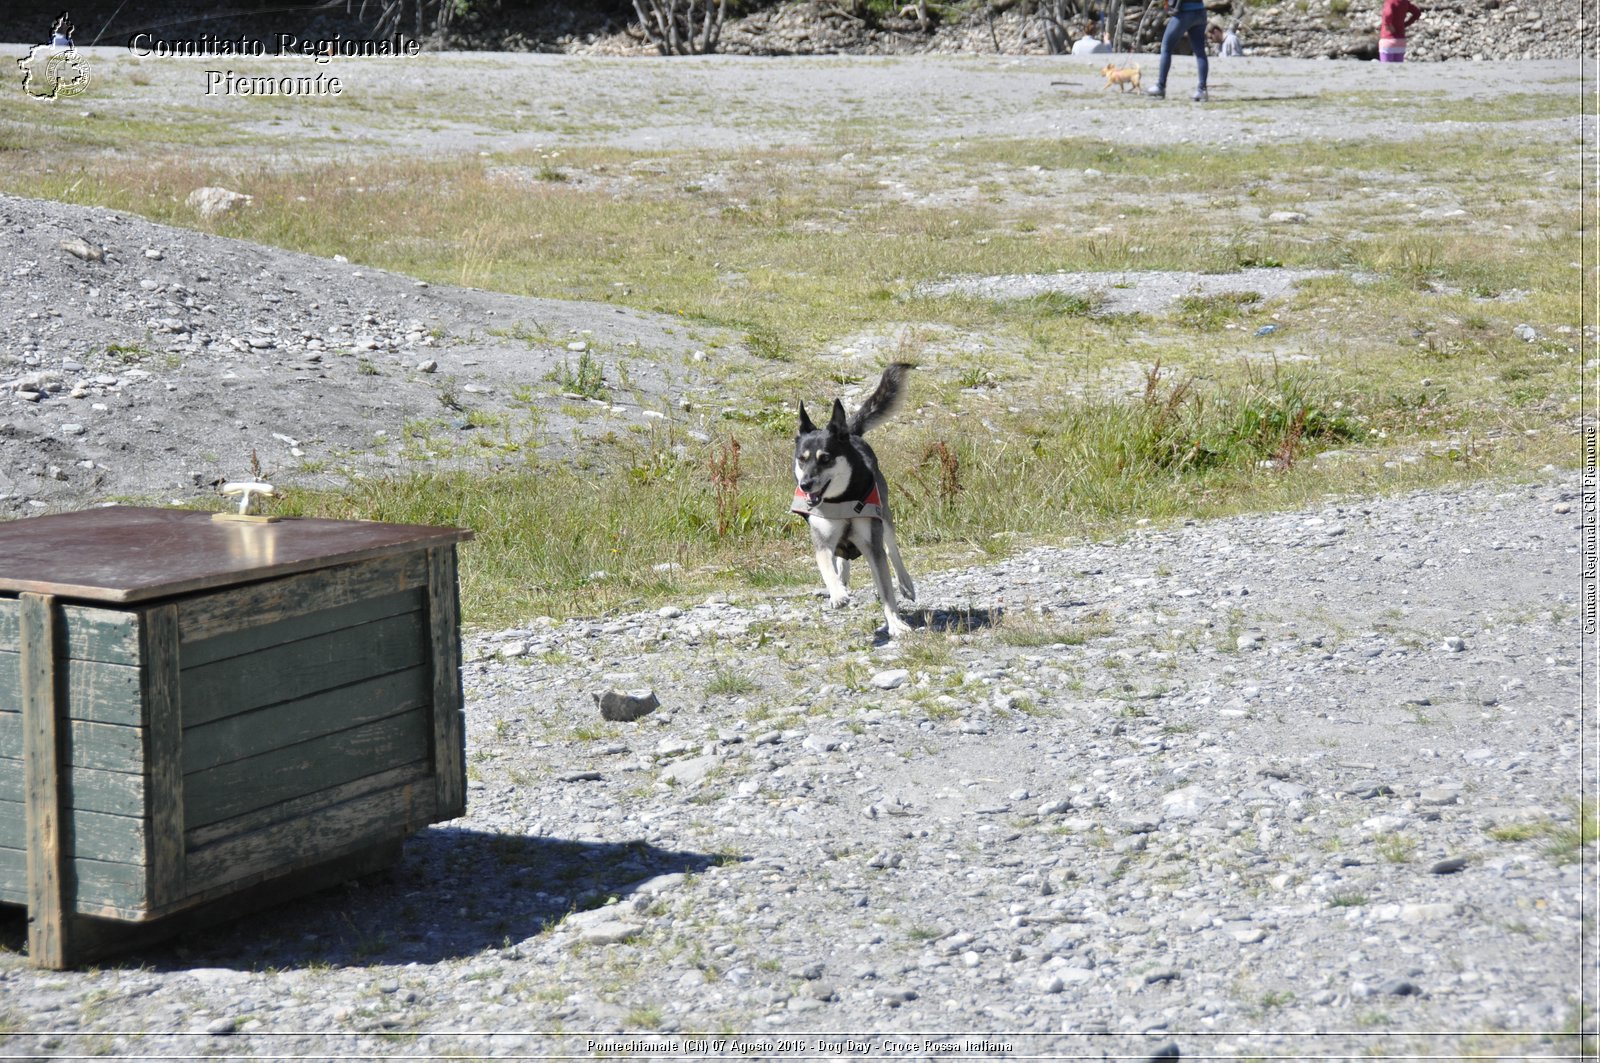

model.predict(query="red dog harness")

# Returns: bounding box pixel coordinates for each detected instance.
[791,484,883,522]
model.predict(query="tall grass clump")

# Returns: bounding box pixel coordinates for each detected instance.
[888,360,1362,548]
[274,450,795,626]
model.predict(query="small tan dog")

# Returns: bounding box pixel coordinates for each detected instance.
[1102,63,1142,92]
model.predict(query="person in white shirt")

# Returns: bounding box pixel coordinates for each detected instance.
[1071,21,1112,54]
[1220,24,1244,55]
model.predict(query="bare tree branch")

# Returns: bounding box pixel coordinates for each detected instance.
[632,0,727,54]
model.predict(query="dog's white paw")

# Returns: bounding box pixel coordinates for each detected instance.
[828,592,852,609]
[884,613,912,637]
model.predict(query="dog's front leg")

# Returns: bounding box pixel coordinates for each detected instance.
[814,546,851,607]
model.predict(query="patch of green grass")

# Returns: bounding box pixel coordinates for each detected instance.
[103,341,151,363]
[1022,290,1098,317]
[1417,92,1583,124]
[1173,290,1260,332]
[1488,800,1597,864]
[705,668,759,697]
[546,350,606,399]
[1374,832,1417,864]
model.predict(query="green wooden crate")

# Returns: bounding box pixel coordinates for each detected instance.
[0,507,472,968]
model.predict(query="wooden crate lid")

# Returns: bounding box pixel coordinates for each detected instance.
[0,506,473,603]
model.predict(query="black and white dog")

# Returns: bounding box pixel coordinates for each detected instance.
[791,363,916,637]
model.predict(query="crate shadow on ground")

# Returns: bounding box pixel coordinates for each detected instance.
[0,829,731,971]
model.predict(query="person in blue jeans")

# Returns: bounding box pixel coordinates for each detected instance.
[1147,0,1209,101]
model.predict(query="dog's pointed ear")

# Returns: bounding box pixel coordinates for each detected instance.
[797,402,814,435]
[827,399,848,434]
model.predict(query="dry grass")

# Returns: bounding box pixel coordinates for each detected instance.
[0,76,1581,624]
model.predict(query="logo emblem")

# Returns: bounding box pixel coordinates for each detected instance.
[18,11,91,99]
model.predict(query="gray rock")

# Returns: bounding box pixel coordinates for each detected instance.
[596,687,660,722]
[1160,786,1219,819]
[660,753,720,787]
[1380,979,1424,997]
[871,669,909,689]
[59,236,105,262]
[186,186,254,218]
[577,921,644,945]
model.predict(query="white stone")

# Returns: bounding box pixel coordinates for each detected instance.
[186,186,254,218]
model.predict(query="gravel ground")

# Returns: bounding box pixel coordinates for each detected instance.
[0,476,1590,1059]
[0,192,746,515]
[918,267,1353,313]
[1,48,1581,158]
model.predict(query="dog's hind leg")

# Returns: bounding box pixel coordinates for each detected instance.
[883,524,915,603]
[862,529,911,637]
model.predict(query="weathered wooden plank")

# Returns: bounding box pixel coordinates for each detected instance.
[427,546,467,821]
[0,655,143,725]
[0,845,21,905]
[175,552,429,644]
[21,591,68,968]
[3,834,148,914]
[178,612,427,729]
[184,781,433,898]
[183,666,429,774]
[83,838,403,941]
[183,709,431,831]
[61,718,145,773]
[184,761,430,850]
[180,588,423,669]
[0,801,24,851]
[0,847,151,917]
[0,715,145,773]
[0,759,145,816]
[0,601,139,665]
[142,604,182,911]
[3,715,143,772]
[1,801,146,864]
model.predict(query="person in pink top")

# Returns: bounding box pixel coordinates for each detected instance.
[1379,0,1422,62]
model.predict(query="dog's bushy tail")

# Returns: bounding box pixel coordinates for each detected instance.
[849,362,912,436]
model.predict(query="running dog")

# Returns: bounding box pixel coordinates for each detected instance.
[792,363,916,637]
[1102,63,1142,92]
